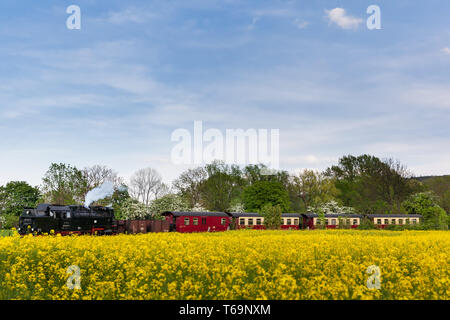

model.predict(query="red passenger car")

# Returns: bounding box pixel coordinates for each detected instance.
[161,211,231,233]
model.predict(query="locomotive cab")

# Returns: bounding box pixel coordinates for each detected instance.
[18,205,60,234]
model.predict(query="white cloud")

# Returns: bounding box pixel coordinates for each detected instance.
[106,7,156,24]
[325,8,363,30]
[293,19,309,29]
[251,8,295,18]
[399,84,450,110]
[362,140,450,177]
[442,47,450,54]
[2,4,450,186]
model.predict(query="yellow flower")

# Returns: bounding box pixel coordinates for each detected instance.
[0,230,448,300]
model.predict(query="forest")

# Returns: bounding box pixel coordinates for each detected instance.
[0,154,448,230]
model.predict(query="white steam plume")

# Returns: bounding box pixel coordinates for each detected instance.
[84,181,115,208]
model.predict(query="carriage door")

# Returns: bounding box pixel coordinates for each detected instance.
[170,216,177,231]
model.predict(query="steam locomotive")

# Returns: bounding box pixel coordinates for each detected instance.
[18,203,116,235]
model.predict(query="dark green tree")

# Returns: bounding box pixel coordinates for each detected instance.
[243,164,290,189]
[0,181,41,216]
[325,155,418,214]
[421,175,450,213]
[243,180,291,212]
[199,161,245,211]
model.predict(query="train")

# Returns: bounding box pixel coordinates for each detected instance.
[162,212,422,232]
[162,211,363,232]
[18,204,423,235]
[18,203,116,235]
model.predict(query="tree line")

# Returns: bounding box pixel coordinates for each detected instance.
[0,154,448,229]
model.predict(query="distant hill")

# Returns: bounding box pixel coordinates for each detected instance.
[412,175,450,213]
[413,175,450,182]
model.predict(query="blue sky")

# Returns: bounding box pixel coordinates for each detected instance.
[0,0,449,186]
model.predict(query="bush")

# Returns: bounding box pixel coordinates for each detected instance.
[402,192,448,230]
[260,203,282,230]
[358,217,376,230]
[421,206,448,230]
[315,209,326,230]
[0,215,19,229]
[337,217,352,229]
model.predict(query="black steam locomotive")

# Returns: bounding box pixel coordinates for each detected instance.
[18,204,116,235]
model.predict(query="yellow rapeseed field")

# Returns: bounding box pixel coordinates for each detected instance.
[0,230,448,300]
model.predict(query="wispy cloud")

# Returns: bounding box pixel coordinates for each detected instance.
[1,0,449,185]
[251,8,296,18]
[106,7,156,24]
[293,19,309,29]
[325,8,363,30]
[399,84,450,110]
